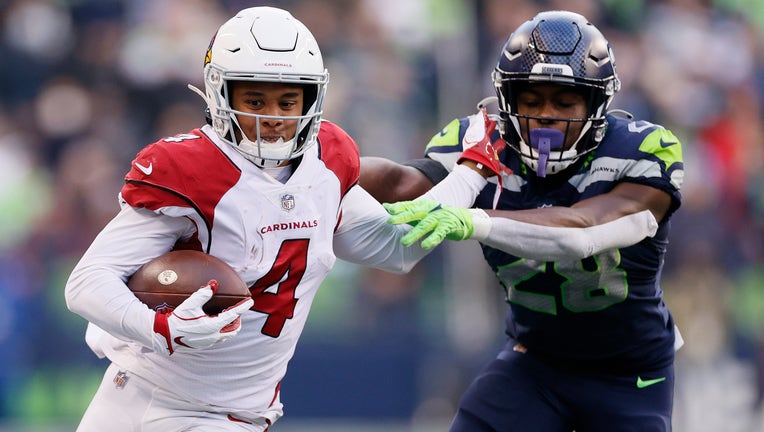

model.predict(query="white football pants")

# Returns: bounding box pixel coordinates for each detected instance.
[77,362,271,432]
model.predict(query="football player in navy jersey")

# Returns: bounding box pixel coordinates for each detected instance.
[360,10,684,432]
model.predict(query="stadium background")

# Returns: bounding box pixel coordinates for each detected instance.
[1,0,763,430]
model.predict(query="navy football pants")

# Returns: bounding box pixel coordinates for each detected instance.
[449,342,674,432]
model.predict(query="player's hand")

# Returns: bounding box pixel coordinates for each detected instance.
[383,199,441,226]
[387,200,492,249]
[400,205,474,249]
[152,280,254,355]
[457,108,512,179]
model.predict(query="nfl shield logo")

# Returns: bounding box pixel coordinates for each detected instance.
[154,303,174,314]
[281,194,295,211]
[113,370,129,389]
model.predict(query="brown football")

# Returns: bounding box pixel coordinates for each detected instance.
[127,250,251,315]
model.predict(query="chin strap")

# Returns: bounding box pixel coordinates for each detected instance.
[236,135,293,168]
[190,84,293,168]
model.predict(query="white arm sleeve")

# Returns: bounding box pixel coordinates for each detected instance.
[419,163,487,207]
[334,185,432,274]
[470,209,659,261]
[335,165,486,273]
[65,206,195,349]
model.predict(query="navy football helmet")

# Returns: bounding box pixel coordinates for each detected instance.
[492,10,621,176]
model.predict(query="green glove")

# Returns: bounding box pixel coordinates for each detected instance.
[383,199,441,226]
[400,205,475,249]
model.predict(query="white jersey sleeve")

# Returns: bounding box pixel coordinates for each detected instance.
[470,208,659,260]
[333,185,431,274]
[334,164,489,272]
[64,205,196,349]
[420,164,487,206]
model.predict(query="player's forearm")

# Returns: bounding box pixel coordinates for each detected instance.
[483,206,594,228]
[420,163,487,207]
[473,209,659,260]
[65,207,190,348]
[66,263,156,348]
[335,185,432,273]
[359,157,434,203]
[335,221,431,274]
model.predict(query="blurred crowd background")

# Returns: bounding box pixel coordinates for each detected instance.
[1,0,764,430]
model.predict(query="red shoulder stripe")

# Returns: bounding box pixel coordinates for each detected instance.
[317,121,360,198]
[121,129,242,250]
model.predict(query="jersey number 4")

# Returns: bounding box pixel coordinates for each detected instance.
[249,239,309,337]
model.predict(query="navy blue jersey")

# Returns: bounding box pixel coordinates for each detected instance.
[425,113,683,373]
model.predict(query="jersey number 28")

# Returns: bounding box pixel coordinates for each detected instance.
[497,249,628,314]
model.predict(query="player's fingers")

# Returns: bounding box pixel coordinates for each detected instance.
[176,284,215,314]
[220,316,242,334]
[227,297,254,313]
[481,109,496,132]
[382,201,407,215]
[384,200,438,214]
[387,203,442,225]
[216,298,253,323]
[388,210,423,225]
[421,227,448,250]
[384,203,422,223]
[494,137,508,153]
[401,215,439,246]
[205,279,219,295]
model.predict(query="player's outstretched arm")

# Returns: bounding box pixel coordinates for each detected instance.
[385,200,490,249]
[359,157,434,203]
[361,107,507,210]
[387,183,670,259]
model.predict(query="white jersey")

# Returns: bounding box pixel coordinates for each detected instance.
[65,122,432,425]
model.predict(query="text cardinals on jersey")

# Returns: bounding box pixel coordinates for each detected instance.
[260,220,319,235]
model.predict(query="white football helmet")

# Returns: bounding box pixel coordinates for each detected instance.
[189,7,329,167]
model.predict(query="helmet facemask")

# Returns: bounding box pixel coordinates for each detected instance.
[496,78,612,177]
[204,65,327,168]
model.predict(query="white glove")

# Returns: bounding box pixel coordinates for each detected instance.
[152,280,254,355]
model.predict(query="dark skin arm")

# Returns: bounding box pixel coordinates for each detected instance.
[486,182,672,226]
[359,156,673,225]
[359,157,433,203]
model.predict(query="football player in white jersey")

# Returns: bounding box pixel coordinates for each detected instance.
[64,6,497,432]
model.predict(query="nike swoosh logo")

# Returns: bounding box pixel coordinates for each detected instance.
[174,336,191,349]
[659,138,678,148]
[135,161,153,175]
[636,376,666,388]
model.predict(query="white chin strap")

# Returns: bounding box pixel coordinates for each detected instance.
[237,136,295,168]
